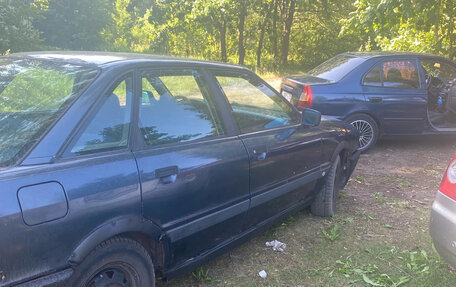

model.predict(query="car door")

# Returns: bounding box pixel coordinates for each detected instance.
[420,57,456,115]
[209,70,323,228]
[132,67,250,267]
[362,58,427,134]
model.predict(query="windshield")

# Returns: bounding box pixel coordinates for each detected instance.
[308,54,365,82]
[0,58,98,167]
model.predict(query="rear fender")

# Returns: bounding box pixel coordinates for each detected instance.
[68,215,168,266]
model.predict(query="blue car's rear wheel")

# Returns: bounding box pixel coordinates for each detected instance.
[68,237,155,287]
[345,114,378,152]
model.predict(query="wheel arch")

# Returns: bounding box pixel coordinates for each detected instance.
[330,141,348,163]
[330,141,356,188]
[344,111,383,137]
[68,215,169,276]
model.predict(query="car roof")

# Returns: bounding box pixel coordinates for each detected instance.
[6,51,249,70]
[342,51,451,61]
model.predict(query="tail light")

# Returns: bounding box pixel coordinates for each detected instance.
[298,85,313,108]
[439,153,456,200]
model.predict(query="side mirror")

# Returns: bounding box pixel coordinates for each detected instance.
[301,108,321,127]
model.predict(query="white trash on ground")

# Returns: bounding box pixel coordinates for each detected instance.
[258,270,267,278]
[265,240,287,251]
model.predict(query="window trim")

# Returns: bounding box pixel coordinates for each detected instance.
[59,71,136,159]
[209,69,301,135]
[362,58,422,90]
[133,67,228,151]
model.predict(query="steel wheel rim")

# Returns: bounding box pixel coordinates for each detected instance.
[350,119,373,150]
[87,266,134,287]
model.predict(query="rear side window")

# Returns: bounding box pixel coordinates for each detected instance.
[214,73,299,133]
[363,60,420,89]
[139,70,224,147]
[0,58,98,167]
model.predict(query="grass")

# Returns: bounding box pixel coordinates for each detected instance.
[159,205,455,287]
[322,223,342,241]
[192,267,216,283]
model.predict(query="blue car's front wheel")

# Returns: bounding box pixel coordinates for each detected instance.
[345,114,379,153]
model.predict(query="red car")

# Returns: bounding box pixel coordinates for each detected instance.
[430,152,456,270]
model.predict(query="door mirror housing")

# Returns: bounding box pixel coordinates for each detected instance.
[301,108,321,127]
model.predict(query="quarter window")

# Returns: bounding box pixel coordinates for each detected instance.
[71,76,133,154]
[139,70,224,147]
[215,74,298,133]
[362,64,382,86]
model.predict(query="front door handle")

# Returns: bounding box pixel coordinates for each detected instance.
[368,97,383,103]
[155,165,179,184]
[253,146,268,161]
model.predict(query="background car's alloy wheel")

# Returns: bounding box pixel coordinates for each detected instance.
[345,114,379,153]
[351,119,373,149]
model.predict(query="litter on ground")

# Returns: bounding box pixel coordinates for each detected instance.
[265,240,287,252]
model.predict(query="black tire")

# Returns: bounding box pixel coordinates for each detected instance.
[311,155,341,217]
[68,237,155,287]
[345,114,379,153]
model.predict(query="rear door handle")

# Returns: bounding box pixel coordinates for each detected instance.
[368,97,383,103]
[155,165,179,184]
[253,146,268,161]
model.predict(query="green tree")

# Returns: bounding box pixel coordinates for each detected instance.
[0,0,41,54]
[341,0,456,59]
[36,0,115,50]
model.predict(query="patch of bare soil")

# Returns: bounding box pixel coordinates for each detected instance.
[346,137,456,237]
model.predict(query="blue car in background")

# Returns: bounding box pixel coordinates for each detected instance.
[281,52,456,152]
[0,52,360,286]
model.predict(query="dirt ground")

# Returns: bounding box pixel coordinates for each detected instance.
[157,136,456,287]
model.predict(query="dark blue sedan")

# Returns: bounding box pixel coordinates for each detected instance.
[281,52,456,152]
[0,52,359,286]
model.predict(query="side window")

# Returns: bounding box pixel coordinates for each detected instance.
[363,60,419,89]
[71,75,133,154]
[214,73,298,133]
[139,70,224,146]
[382,60,419,89]
[420,59,456,82]
[363,64,382,86]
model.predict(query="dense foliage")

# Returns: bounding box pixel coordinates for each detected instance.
[1,0,455,71]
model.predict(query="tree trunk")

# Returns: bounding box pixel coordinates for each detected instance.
[257,0,275,68]
[449,1,455,60]
[281,0,296,66]
[435,0,441,46]
[212,13,228,63]
[221,17,227,62]
[272,0,279,64]
[238,2,246,65]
